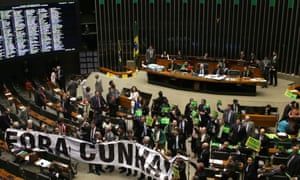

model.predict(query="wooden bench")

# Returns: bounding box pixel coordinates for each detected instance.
[0,168,24,180]
[240,105,278,128]
[242,114,278,128]
[118,88,152,113]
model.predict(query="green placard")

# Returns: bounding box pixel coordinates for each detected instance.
[245,136,261,152]
[116,0,121,4]
[161,107,170,113]
[191,110,198,117]
[135,109,142,116]
[161,117,170,124]
[285,89,297,99]
[133,0,138,3]
[200,0,205,4]
[217,99,222,106]
[234,0,239,5]
[146,116,154,126]
[166,0,171,3]
[205,103,210,108]
[212,111,218,118]
[216,0,222,5]
[183,0,188,3]
[191,100,198,107]
[223,126,230,134]
[251,0,257,6]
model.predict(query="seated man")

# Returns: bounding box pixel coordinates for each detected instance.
[240,66,253,78]
[212,64,224,75]
[167,59,178,71]
[195,63,208,76]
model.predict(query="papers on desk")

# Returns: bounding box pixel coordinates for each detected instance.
[47,102,53,106]
[8,97,13,101]
[225,78,237,81]
[204,74,226,80]
[250,78,267,82]
[290,89,299,92]
[35,159,51,168]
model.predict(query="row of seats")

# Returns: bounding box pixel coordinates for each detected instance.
[0,158,50,180]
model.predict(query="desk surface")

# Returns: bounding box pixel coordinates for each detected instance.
[146,70,265,96]
[146,70,265,85]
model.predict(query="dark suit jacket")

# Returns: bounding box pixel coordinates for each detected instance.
[168,134,186,154]
[255,134,270,156]
[91,95,106,112]
[287,154,300,177]
[217,106,236,127]
[230,124,247,145]
[197,68,208,75]
[244,163,258,180]
[212,68,224,75]
[241,70,254,78]
[199,148,210,167]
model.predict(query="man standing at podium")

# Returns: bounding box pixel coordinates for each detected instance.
[146,45,156,64]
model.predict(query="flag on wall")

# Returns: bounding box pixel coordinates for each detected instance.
[117,40,122,63]
[133,22,139,62]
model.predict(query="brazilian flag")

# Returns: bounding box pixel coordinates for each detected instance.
[133,21,139,62]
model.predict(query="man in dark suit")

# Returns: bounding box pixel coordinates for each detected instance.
[256,128,270,156]
[198,142,210,167]
[146,45,156,64]
[231,99,241,114]
[217,104,236,127]
[198,98,210,127]
[286,146,300,178]
[241,66,254,78]
[169,128,186,156]
[60,94,72,119]
[212,64,224,75]
[230,119,247,145]
[0,108,12,132]
[56,66,65,91]
[196,63,208,76]
[167,59,178,71]
[269,51,278,86]
[90,90,106,128]
[81,121,104,175]
[244,156,258,180]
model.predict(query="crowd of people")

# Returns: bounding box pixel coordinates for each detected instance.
[0,62,299,180]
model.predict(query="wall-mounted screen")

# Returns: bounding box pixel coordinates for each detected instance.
[0,1,79,61]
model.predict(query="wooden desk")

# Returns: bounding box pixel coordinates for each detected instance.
[139,56,263,77]
[146,70,265,96]
[0,169,24,180]
[242,114,278,128]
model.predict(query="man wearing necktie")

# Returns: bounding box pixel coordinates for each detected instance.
[91,90,106,128]
[286,146,300,178]
[244,156,258,180]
